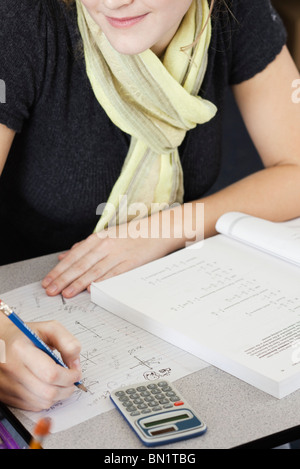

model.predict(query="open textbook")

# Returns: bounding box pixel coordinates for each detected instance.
[91,212,300,399]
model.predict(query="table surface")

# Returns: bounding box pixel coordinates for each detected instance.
[1,254,300,449]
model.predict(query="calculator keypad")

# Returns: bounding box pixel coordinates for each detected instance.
[114,381,183,417]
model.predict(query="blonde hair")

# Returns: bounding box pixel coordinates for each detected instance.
[181,0,216,52]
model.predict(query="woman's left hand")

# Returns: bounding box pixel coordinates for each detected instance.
[42,212,185,298]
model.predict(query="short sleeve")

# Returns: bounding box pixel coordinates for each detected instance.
[228,0,287,85]
[0,0,48,132]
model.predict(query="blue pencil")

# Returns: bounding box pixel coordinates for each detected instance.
[0,299,87,393]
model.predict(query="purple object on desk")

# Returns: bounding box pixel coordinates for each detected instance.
[0,421,20,449]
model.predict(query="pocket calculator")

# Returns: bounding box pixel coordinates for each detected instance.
[110,380,207,447]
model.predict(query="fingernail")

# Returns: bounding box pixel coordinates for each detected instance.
[42,277,52,288]
[47,284,58,294]
[63,286,75,297]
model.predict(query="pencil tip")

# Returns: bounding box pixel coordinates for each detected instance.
[77,383,88,393]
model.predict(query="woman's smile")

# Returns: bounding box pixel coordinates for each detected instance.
[105,13,149,29]
[81,0,193,56]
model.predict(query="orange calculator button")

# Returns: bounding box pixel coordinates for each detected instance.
[174,401,184,406]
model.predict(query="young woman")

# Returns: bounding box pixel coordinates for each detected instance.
[0,0,299,411]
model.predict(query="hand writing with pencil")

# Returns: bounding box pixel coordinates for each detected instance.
[0,315,82,411]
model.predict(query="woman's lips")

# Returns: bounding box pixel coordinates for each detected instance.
[106,14,148,29]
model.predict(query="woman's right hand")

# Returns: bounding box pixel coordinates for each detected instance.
[0,317,82,411]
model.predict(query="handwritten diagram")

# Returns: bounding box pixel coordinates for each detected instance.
[1,282,207,432]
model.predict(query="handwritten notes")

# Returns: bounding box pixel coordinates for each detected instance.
[1,282,207,433]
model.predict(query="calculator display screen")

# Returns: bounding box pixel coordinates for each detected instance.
[144,413,189,428]
[150,427,176,436]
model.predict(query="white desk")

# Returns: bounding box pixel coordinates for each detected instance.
[1,254,300,449]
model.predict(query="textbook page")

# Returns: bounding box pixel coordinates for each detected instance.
[216,212,300,266]
[0,283,208,433]
[91,235,300,399]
